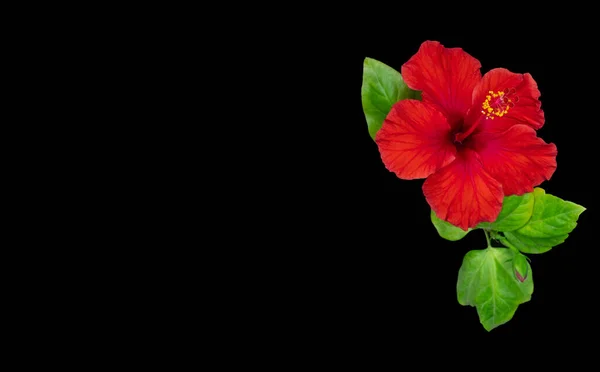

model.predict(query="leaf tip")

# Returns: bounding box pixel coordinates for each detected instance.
[480,319,500,332]
[571,202,586,218]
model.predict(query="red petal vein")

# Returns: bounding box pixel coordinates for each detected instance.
[422,149,504,230]
[470,124,557,196]
[401,41,482,130]
[376,100,456,180]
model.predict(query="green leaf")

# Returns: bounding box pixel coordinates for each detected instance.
[431,210,471,241]
[361,58,421,140]
[503,188,586,254]
[478,193,535,232]
[457,248,533,331]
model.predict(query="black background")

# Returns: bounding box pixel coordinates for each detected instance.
[295,20,597,347]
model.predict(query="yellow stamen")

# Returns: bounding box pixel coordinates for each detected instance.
[481,90,512,119]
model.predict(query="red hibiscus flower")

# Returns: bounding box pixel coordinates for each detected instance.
[375,41,557,230]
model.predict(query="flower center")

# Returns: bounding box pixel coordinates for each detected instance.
[480,89,518,120]
[452,124,465,145]
[454,88,520,144]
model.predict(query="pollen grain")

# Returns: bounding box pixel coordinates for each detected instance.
[480,90,514,120]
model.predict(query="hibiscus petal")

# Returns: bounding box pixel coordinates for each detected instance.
[470,124,557,196]
[401,41,482,130]
[375,100,457,180]
[469,68,544,134]
[422,149,503,230]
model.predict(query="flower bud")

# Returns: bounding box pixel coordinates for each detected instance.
[513,253,529,282]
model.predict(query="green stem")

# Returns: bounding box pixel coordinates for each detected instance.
[498,236,520,254]
[483,229,491,248]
